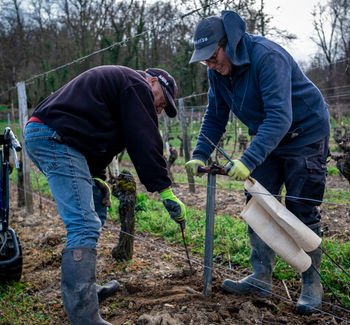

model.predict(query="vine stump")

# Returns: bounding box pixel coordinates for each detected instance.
[111,170,136,261]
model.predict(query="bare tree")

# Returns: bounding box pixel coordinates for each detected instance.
[310,0,348,119]
[0,0,297,106]
[333,0,350,83]
[0,0,27,85]
[311,2,340,64]
[331,0,350,58]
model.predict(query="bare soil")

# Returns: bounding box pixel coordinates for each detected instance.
[3,171,350,325]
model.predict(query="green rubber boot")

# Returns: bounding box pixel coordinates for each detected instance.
[97,280,120,302]
[61,246,112,325]
[222,227,275,297]
[296,223,323,315]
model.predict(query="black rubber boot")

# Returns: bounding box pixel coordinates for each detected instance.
[61,246,112,325]
[97,280,120,302]
[222,227,275,297]
[296,223,323,315]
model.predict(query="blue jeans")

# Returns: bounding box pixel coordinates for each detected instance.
[24,122,107,248]
[250,136,329,226]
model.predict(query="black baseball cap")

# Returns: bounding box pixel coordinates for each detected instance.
[189,16,226,64]
[145,68,178,118]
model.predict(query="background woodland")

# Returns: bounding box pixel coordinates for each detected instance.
[0,0,350,118]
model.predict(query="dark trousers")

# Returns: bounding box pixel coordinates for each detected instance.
[250,136,329,226]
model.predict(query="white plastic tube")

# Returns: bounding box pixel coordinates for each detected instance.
[241,198,311,273]
[244,178,321,252]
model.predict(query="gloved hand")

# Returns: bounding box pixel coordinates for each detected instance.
[227,160,250,181]
[93,178,111,207]
[159,188,186,228]
[185,159,205,176]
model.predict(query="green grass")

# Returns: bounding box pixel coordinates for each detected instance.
[0,282,49,324]
[110,192,251,265]
[323,187,350,204]
[3,115,349,322]
[0,120,22,141]
[30,169,52,196]
[2,178,349,324]
[330,115,350,128]
[109,190,350,307]
[10,168,53,197]
[327,165,339,176]
[173,172,245,191]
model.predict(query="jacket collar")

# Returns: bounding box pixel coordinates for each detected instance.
[221,10,251,67]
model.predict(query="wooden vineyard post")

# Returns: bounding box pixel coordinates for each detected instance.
[178,98,195,193]
[190,107,194,134]
[17,82,33,213]
[17,158,25,207]
[111,170,137,261]
[163,114,170,157]
[234,117,238,153]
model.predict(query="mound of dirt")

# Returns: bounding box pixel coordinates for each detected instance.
[3,172,350,324]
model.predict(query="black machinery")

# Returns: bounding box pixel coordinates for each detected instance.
[0,127,22,282]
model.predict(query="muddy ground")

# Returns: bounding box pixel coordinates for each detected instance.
[2,168,350,325]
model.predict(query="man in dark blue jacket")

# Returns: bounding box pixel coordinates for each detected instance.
[24,66,186,325]
[185,11,330,315]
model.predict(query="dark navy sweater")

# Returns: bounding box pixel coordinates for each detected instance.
[32,65,171,192]
[192,11,330,172]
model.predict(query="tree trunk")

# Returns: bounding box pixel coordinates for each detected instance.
[178,98,195,193]
[111,170,136,261]
[167,146,178,185]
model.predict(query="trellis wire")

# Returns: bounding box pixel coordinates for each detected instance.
[115,169,350,208]
[0,0,230,99]
[11,182,350,322]
[114,226,350,322]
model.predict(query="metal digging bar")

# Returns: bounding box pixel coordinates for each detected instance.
[198,164,228,295]
[180,223,193,274]
[197,132,234,295]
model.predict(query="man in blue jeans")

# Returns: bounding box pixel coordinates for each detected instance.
[24,66,186,325]
[185,12,330,315]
